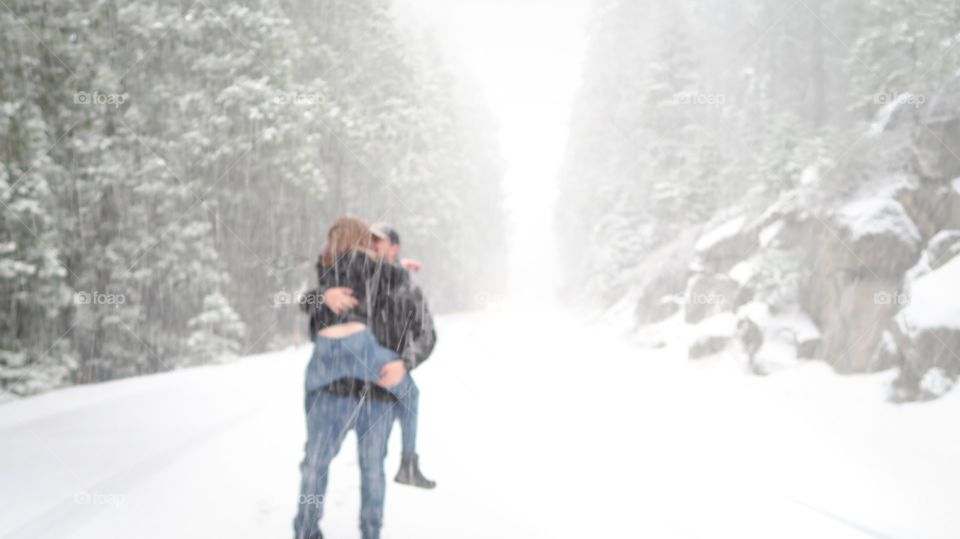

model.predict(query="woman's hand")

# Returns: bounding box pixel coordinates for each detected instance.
[323,287,358,315]
[376,360,407,388]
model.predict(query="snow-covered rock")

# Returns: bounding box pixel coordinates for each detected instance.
[897,177,960,238]
[688,334,730,359]
[833,197,921,276]
[758,220,785,248]
[684,273,752,324]
[837,198,921,245]
[949,180,960,229]
[872,331,902,373]
[735,304,821,368]
[804,272,901,373]
[633,228,699,325]
[867,92,919,137]
[694,215,758,271]
[896,255,960,336]
[781,310,822,360]
[917,77,960,179]
[795,195,923,374]
[688,313,737,359]
[892,254,960,399]
[927,230,960,270]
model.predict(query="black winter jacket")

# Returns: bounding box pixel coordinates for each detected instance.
[301,251,436,371]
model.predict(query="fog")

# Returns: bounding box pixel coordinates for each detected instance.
[1,0,959,537]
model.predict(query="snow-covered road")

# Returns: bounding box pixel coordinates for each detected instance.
[1,308,957,538]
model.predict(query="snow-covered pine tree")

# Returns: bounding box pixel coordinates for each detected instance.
[186,291,246,364]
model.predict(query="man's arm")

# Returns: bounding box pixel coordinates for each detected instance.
[398,282,437,371]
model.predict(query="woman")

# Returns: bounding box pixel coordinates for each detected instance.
[294,216,433,539]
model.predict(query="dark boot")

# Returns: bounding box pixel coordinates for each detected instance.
[394,454,436,489]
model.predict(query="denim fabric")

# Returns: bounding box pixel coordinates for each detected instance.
[396,380,419,456]
[303,329,414,399]
[293,389,396,539]
[295,328,418,539]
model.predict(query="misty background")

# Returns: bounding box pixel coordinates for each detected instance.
[2,0,960,538]
[4,0,958,403]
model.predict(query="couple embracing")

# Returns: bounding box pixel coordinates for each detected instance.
[294,216,437,539]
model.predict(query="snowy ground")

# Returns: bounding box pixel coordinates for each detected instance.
[1,307,958,539]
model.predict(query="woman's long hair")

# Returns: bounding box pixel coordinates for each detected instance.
[320,216,373,266]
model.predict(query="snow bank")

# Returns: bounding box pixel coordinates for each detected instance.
[695,311,738,337]
[897,255,960,335]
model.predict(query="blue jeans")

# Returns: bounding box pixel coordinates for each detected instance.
[293,389,396,539]
[396,379,419,457]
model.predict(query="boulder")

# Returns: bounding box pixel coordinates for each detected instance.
[689,335,730,359]
[684,273,751,324]
[636,271,687,323]
[688,313,737,359]
[917,77,960,180]
[872,331,902,373]
[897,177,960,238]
[643,295,682,323]
[891,254,960,399]
[694,216,758,272]
[803,271,902,373]
[634,228,698,325]
[950,179,960,229]
[755,198,810,250]
[796,196,924,373]
[830,197,922,277]
[927,230,960,270]
[796,335,821,359]
[792,314,822,359]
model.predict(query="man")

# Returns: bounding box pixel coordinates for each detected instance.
[368,223,436,488]
[307,223,437,489]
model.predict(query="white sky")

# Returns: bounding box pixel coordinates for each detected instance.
[396,0,589,302]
